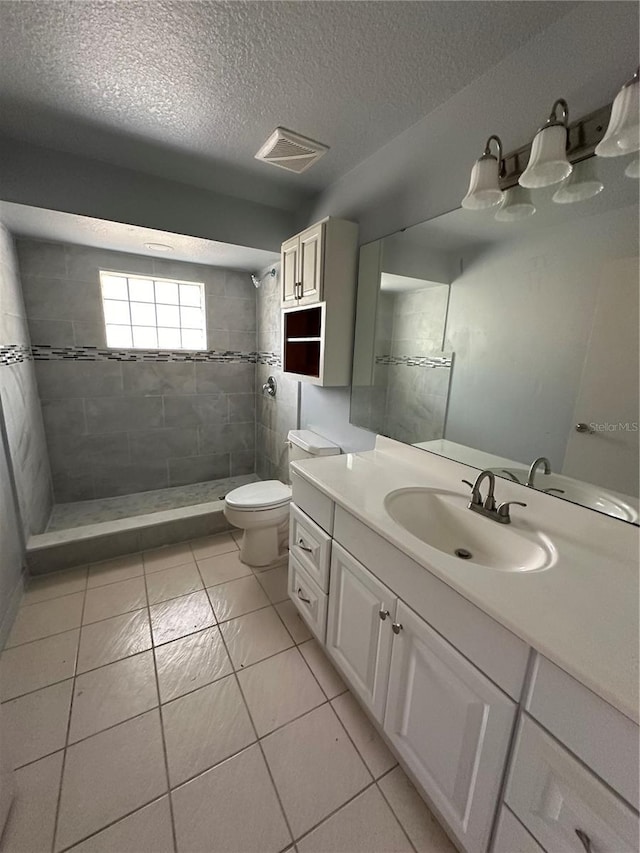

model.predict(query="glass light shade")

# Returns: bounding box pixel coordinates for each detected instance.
[461,155,503,209]
[625,157,640,178]
[595,77,640,157]
[494,186,536,221]
[519,123,572,188]
[552,159,604,204]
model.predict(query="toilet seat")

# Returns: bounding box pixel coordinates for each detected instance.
[225,480,292,511]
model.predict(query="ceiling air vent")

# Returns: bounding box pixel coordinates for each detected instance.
[255,127,329,174]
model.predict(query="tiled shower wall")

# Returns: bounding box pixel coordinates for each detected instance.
[16,239,257,503]
[0,225,53,638]
[256,266,299,482]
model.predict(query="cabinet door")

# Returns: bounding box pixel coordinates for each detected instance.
[384,601,517,853]
[281,235,299,305]
[298,222,324,304]
[326,542,395,722]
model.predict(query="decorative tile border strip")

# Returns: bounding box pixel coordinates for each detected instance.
[0,344,31,366]
[375,354,453,368]
[1,344,281,368]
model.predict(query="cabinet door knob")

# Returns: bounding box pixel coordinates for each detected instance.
[297,587,311,604]
[575,829,592,852]
[297,538,313,553]
[379,609,390,621]
[391,622,403,634]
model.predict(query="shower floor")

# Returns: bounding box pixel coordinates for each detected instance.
[46,474,259,532]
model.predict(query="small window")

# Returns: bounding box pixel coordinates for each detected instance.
[100,272,207,350]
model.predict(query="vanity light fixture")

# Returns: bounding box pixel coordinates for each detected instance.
[625,157,639,179]
[595,68,639,158]
[494,186,536,221]
[552,159,604,204]
[461,135,504,210]
[519,99,572,189]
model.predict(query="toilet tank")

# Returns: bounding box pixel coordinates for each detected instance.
[287,429,341,464]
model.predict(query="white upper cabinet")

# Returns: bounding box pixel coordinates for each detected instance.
[326,543,396,721]
[384,600,517,853]
[280,220,332,307]
[281,234,300,305]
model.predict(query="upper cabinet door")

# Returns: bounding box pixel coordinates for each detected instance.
[298,222,325,305]
[326,542,396,722]
[281,235,299,306]
[384,601,516,853]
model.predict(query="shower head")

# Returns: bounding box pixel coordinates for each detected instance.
[251,267,277,289]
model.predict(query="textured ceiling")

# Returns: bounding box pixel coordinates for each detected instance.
[0,202,279,272]
[0,1,575,209]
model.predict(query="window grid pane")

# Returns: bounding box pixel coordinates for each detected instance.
[99,271,206,351]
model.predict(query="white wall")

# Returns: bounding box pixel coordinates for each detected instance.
[0,136,300,253]
[302,2,639,450]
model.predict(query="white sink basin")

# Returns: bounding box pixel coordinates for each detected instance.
[384,487,555,572]
[494,468,639,524]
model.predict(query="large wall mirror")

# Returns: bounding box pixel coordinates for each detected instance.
[350,155,639,524]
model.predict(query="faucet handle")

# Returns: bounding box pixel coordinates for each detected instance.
[461,479,474,490]
[461,480,482,506]
[497,500,527,522]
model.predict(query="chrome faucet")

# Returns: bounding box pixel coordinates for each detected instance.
[462,470,526,524]
[527,456,551,487]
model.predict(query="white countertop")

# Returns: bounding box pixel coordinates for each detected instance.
[291,437,640,724]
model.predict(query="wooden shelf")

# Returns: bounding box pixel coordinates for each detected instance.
[286,336,321,343]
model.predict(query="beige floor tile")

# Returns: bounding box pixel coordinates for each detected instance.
[77,610,151,673]
[6,592,84,647]
[163,675,255,787]
[146,562,203,605]
[378,766,457,853]
[197,549,252,587]
[2,679,73,768]
[149,590,215,646]
[68,797,174,853]
[22,567,87,606]
[155,626,232,703]
[87,554,144,588]
[55,710,167,851]
[172,744,291,853]
[238,648,325,736]
[230,529,243,545]
[83,576,147,624]
[69,651,158,743]
[207,575,269,622]
[143,543,195,574]
[299,639,347,699]
[261,704,370,839]
[276,599,312,644]
[255,565,289,604]
[332,691,396,778]
[190,531,238,560]
[220,607,293,670]
[0,751,63,853]
[0,629,79,701]
[297,785,412,853]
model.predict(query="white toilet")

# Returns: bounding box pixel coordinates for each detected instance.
[223,429,340,568]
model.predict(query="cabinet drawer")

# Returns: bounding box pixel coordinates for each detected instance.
[288,554,328,644]
[506,716,639,853]
[290,471,335,534]
[289,504,331,592]
[493,808,545,853]
[526,655,639,807]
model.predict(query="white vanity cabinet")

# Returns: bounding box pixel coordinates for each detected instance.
[385,601,517,853]
[326,543,396,721]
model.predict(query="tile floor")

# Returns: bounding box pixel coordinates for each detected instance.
[0,532,456,853]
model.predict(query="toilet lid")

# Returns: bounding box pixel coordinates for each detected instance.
[225,480,292,510]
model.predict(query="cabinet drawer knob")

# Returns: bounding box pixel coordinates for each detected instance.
[575,829,592,853]
[297,587,312,605]
[297,538,313,553]
[391,622,403,634]
[379,609,390,621]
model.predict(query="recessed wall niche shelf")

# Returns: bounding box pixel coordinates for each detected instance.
[281,216,358,386]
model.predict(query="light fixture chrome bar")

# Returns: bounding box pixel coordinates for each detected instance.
[499,103,613,190]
